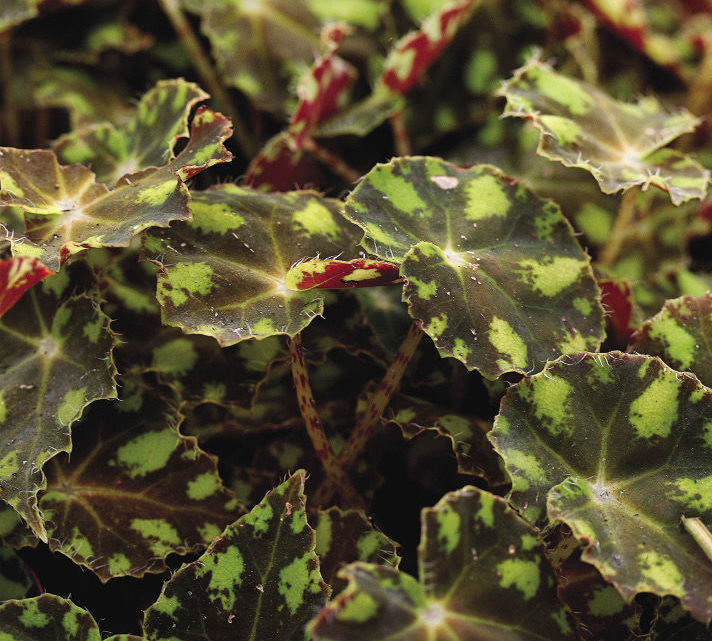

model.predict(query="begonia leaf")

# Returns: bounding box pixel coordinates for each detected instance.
[490,351,712,621]
[53,79,210,185]
[0,594,101,641]
[201,0,322,114]
[602,196,701,315]
[145,185,360,345]
[0,256,53,318]
[0,547,31,601]
[143,470,328,641]
[106,636,143,641]
[0,506,37,550]
[32,68,132,130]
[39,387,242,582]
[344,156,604,377]
[0,107,232,270]
[313,507,399,593]
[375,389,505,486]
[310,485,577,640]
[499,57,710,205]
[632,294,712,387]
[62,20,153,64]
[0,274,117,541]
[649,597,712,641]
[556,553,643,641]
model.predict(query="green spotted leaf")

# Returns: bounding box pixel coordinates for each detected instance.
[202,0,321,114]
[313,507,399,594]
[310,485,577,640]
[632,294,712,387]
[0,107,232,270]
[344,156,604,377]
[143,470,328,641]
[0,274,117,541]
[53,79,210,186]
[0,547,31,601]
[105,636,143,641]
[32,68,132,130]
[555,551,643,641]
[374,389,506,487]
[0,594,101,641]
[0,506,37,550]
[145,185,360,345]
[39,386,242,582]
[649,597,712,641]
[489,351,712,621]
[499,57,710,205]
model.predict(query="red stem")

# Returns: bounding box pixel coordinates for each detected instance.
[288,334,365,509]
[313,322,423,504]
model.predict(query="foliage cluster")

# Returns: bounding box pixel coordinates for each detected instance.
[1,0,712,639]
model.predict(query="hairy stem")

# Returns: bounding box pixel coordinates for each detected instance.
[0,33,19,146]
[288,333,365,509]
[302,136,361,185]
[390,111,411,156]
[598,187,639,268]
[314,322,422,504]
[682,516,712,564]
[157,0,254,155]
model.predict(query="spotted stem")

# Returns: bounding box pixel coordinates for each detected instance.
[288,333,365,509]
[314,322,423,504]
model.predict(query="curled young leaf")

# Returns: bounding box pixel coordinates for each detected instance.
[285,258,401,290]
[144,470,328,641]
[145,185,361,345]
[0,274,117,541]
[0,256,53,318]
[499,57,710,205]
[310,485,576,640]
[490,351,712,621]
[344,156,604,377]
[315,0,478,138]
